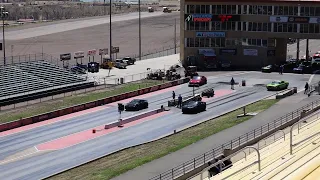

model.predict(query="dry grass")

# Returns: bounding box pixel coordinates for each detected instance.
[48,99,278,180]
[0,80,164,124]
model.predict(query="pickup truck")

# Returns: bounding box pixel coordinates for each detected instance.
[122,57,136,65]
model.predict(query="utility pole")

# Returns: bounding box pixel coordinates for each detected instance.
[1,6,8,65]
[109,0,112,60]
[104,0,106,15]
[138,0,141,60]
[174,18,177,54]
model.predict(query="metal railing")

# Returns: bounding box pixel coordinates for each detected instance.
[150,98,320,180]
[0,44,181,67]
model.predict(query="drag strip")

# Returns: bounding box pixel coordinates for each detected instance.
[0,85,276,179]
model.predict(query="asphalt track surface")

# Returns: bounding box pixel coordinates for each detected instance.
[4,12,180,64]
[0,71,311,180]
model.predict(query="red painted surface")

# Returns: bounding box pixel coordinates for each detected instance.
[0,106,109,137]
[202,89,233,102]
[1,86,180,137]
[36,111,171,151]
[110,86,178,105]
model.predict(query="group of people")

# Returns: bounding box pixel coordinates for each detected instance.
[172,91,183,108]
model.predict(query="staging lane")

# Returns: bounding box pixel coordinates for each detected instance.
[0,71,311,179]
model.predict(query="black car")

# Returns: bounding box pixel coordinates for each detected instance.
[202,88,215,97]
[125,99,148,111]
[182,101,206,114]
[122,57,136,65]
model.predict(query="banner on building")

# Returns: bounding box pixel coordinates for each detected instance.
[74,51,84,59]
[87,49,97,56]
[60,53,71,61]
[288,16,310,23]
[196,32,225,38]
[212,15,240,22]
[309,17,320,24]
[198,49,215,55]
[269,16,288,22]
[243,49,258,56]
[99,48,108,55]
[219,49,237,55]
[185,14,212,22]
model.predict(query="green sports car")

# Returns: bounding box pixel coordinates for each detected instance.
[266,80,289,91]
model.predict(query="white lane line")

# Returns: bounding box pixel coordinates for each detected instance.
[309,74,315,84]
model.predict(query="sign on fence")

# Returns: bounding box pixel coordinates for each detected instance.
[99,48,108,55]
[74,51,84,59]
[60,53,71,61]
[111,46,119,54]
[87,49,97,56]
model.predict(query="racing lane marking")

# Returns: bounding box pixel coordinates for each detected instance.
[201,89,234,102]
[1,86,180,137]
[308,74,315,84]
[36,111,171,151]
[0,106,110,137]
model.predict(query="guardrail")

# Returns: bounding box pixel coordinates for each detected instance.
[0,78,190,132]
[150,96,320,180]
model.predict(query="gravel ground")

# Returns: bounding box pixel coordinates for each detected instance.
[3,12,180,66]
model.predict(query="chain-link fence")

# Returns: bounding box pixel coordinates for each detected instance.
[131,45,180,60]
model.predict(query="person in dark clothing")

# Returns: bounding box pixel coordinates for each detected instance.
[304,82,309,94]
[279,65,284,75]
[172,91,176,100]
[230,77,235,90]
[178,94,182,108]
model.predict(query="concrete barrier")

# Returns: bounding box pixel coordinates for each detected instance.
[104,107,165,129]
[276,88,296,99]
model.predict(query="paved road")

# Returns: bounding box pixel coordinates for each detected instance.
[0,71,310,180]
[3,12,180,66]
[287,39,320,59]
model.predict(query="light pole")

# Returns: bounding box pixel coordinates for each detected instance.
[174,18,177,54]
[0,6,8,66]
[109,0,112,60]
[138,0,141,60]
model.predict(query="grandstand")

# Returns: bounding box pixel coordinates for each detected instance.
[0,60,94,106]
[196,112,320,180]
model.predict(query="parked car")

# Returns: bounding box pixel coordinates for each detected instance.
[261,64,278,73]
[202,88,215,97]
[125,99,149,111]
[122,57,136,65]
[266,80,289,91]
[182,101,206,114]
[188,76,207,87]
[115,59,127,69]
[293,64,311,74]
[70,66,86,74]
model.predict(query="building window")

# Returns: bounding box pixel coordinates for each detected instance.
[316,7,320,16]
[242,38,268,47]
[186,21,210,31]
[299,24,320,33]
[274,23,297,32]
[212,22,236,31]
[247,22,271,32]
[186,38,226,48]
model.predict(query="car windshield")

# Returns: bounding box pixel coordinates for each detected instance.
[266,65,272,68]
[271,81,281,85]
[297,65,304,68]
[123,57,130,60]
[192,76,201,80]
[186,101,197,106]
[130,99,140,104]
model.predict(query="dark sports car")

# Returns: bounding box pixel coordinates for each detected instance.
[261,65,278,73]
[182,101,206,114]
[125,99,148,111]
[202,88,215,97]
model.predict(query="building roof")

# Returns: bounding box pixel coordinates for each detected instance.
[185,0,320,3]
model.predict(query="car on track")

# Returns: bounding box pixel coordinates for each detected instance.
[188,76,207,87]
[202,88,215,97]
[266,80,289,91]
[261,64,278,73]
[182,101,206,114]
[125,99,148,111]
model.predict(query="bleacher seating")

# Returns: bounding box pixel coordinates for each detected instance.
[204,113,320,180]
[0,60,93,105]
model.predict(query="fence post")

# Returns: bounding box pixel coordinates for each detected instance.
[230,140,233,149]
[183,163,185,174]
[172,169,174,179]
[239,136,241,146]
[261,126,263,135]
[193,158,196,168]
[246,133,248,142]
[268,123,269,132]
[204,153,206,164]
